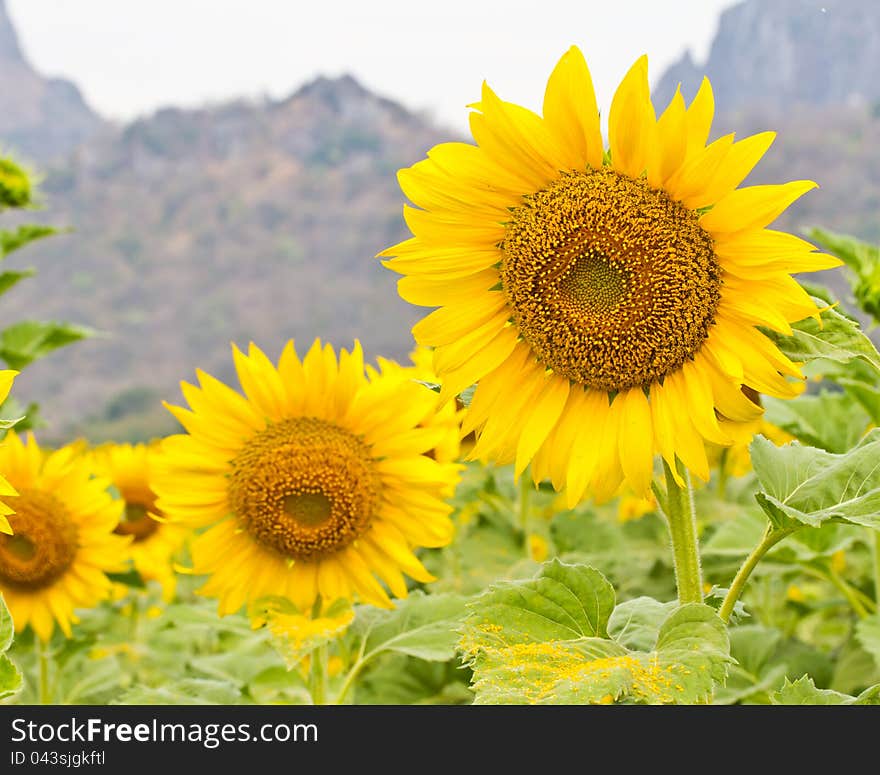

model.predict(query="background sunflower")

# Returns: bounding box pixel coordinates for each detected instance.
[0,432,130,641]
[153,339,462,617]
[91,441,187,602]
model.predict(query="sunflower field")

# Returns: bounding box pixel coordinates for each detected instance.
[3,47,880,707]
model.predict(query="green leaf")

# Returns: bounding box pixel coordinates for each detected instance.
[0,269,35,296]
[807,227,880,323]
[354,592,470,662]
[772,675,880,705]
[0,654,22,700]
[115,678,242,705]
[763,302,880,378]
[856,614,880,671]
[607,597,675,651]
[0,225,57,258]
[0,320,96,369]
[460,563,730,704]
[751,430,880,529]
[763,390,871,453]
[0,593,13,653]
[356,655,473,705]
[461,560,616,647]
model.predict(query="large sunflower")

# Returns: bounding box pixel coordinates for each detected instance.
[0,369,20,535]
[381,47,840,503]
[0,432,130,641]
[153,339,462,616]
[92,442,187,601]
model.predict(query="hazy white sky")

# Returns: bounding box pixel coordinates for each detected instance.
[7,0,737,131]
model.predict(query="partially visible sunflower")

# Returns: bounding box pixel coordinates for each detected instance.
[381,47,840,504]
[0,432,130,641]
[92,442,187,601]
[153,339,462,617]
[0,369,20,535]
[373,345,464,467]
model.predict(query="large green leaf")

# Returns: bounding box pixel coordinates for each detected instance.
[0,320,96,369]
[807,227,880,323]
[352,592,470,663]
[607,597,675,651]
[461,559,616,647]
[763,390,871,454]
[772,675,880,705]
[0,595,20,700]
[460,562,730,704]
[856,614,880,671]
[751,431,880,529]
[763,303,880,376]
[0,592,13,653]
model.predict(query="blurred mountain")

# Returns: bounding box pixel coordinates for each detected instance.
[0,0,103,162]
[3,72,447,438]
[654,0,880,110]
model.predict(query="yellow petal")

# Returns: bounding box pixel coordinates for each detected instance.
[514,374,570,478]
[616,388,655,497]
[609,55,656,179]
[542,46,604,170]
[700,180,817,234]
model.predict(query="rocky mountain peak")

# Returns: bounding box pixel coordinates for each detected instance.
[654,0,880,111]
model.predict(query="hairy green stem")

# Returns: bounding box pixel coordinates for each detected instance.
[309,643,328,705]
[719,525,797,623]
[656,459,703,605]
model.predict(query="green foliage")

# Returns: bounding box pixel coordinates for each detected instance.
[808,227,880,324]
[349,592,469,663]
[0,156,92,427]
[772,675,880,705]
[0,320,95,370]
[0,593,22,700]
[763,390,870,453]
[751,430,880,529]
[460,561,731,704]
[764,302,880,377]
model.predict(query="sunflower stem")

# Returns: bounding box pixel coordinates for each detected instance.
[719,525,797,623]
[308,643,328,705]
[37,638,52,705]
[658,459,703,605]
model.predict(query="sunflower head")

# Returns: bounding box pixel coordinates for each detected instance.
[0,432,130,641]
[91,441,186,601]
[381,46,841,503]
[153,339,462,618]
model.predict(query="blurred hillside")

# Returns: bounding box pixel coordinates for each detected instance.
[0,0,878,441]
[3,74,446,439]
[0,0,103,161]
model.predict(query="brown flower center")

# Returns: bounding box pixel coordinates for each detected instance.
[114,502,161,542]
[501,168,722,391]
[227,417,379,561]
[0,489,78,590]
